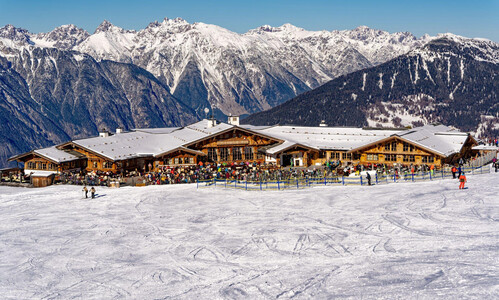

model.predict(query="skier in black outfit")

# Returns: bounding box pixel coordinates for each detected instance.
[90,187,96,199]
[366,172,372,186]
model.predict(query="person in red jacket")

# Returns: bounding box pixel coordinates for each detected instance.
[459,173,467,189]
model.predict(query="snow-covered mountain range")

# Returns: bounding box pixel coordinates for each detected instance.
[244,35,499,137]
[1,19,434,117]
[1,18,497,168]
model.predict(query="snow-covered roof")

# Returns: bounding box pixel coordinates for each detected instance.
[396,124,470,156]
[24,170,57,177]
[255,126,403,154]
[34,146,82,163]
[240,125,275,131]
[8,146,82,163]
[133,127,180,134]
[72,131,184,161]
[264,141,310,155]
[472,145,498,151]
[71,120,235,161]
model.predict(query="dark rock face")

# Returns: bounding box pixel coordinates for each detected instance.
[0,56,69,166]
[243,38,499,137]
[0,47,197,167]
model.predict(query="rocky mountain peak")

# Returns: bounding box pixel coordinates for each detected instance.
[0,24,32,44]
[95,20,113,33]
[34,24,89,49]
[162,17,189,25]
[94,20,133,34]
[250,23,304,35]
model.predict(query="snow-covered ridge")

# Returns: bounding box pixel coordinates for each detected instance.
[408,34,499,64]
[1,20,497,118]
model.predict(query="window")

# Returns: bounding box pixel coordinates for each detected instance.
[40,163,47,170]
[27,162,35,169]
[256,150,264,160]
[219,148,229,161]
[385,154,397,161]
[174,157,179,164]
[422,156,435,163]
[93,161,98,168]
[391,141,397,151]
[189,157,194,164]
[232,147,242,160]
[207,148,217,162]
[244,147,253,160]
[403,142,414,152]
[332,152,340,160]
[48,163,57,170]
[384,143,390,151]
[103,161,113,168]
[403,155,415,162]
[367,154,378,161]
[353,153,361,160]
[342,153,352,160]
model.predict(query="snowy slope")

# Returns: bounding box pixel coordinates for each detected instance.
[0,170,497,298]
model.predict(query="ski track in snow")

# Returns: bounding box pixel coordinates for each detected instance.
[0,171,498,299]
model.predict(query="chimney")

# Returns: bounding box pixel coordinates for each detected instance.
[228,115,240,126]
[116,127,124,134]
[99,128,110,137]
[319,120,328,127]
[207,117,216,128]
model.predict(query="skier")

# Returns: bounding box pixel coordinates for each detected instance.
[90,186,96,199]
[82,186,88,198]
[366,172,372,186]
[451,166,457,179]
[458,165,462,178]
[459,173,467,189]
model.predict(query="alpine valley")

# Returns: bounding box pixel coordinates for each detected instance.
[0,18,497,167]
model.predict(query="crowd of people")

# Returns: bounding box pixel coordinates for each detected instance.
[49,159,468,187]
[486,137,499,147]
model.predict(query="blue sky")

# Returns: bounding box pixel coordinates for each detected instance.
[0,0,497,41]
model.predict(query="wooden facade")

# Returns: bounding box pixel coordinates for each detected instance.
[58,143,117,173]
[32,175,55,188]
[185,128,281,165]
[276,146,318,167]
[11,152,86,174]
[154,148,205,171]
[347,136,477,167]
[350,137,443,166]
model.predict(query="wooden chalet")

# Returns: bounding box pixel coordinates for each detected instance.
[7,146,86,187]
[347,126,478,167]
[8,118,479,187]
[247,124,478,168]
